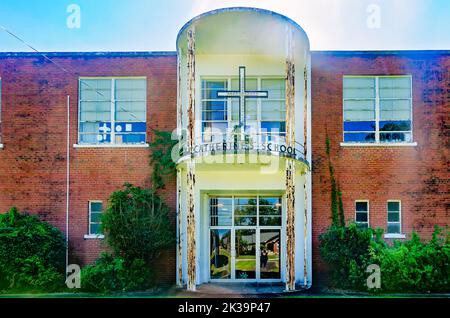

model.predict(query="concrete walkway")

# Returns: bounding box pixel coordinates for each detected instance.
[170,282,310,298]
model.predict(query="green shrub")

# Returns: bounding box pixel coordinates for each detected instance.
[369,227,449,292]
[0,207,66,292]
[101,183,174,262]
[320,224,450,293]
[319,223,379,290]
[80,253,152,293]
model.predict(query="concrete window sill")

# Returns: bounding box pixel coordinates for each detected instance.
[84,234,105,240]
[384,233,406,239]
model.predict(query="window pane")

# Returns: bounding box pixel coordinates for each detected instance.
[388,212,400,222]
[234,217,257,226]
[202,80,227,99]
[210,198,232,226]
[343,77,375,98]
[387,223,400,234]
[231,100,257,121]
[357,223,369,230]
[90,212,102,223]
[343,99,375,121]
[234,205,257,216]
[343,121,376,132]
[261,100,285,121]
[210,229,231,279]
[90,202,103,212]
[379,121,411,132]
[202,122,228,142]
[387,201,400,211]
[261,122,286,134]
[259,217,282,226]
[380,132,411,143]
[90,223,101,235]
[116,101,146,121]
[344,132,375,143]
[356,212,368,222]
[80,101,111,122]
[231,78,257,90]
[260,229,281,279]
[115,134,146,144]
[115,79,146,100]
[80,79,111,101]
[261,79,285,99]
[379,77,411,99]
[380,99,411,121]
[203,100,227,112]
[356,202,368,212]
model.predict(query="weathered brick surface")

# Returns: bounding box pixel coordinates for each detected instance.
[0,51,448,287]
[0,52,177,284]
[311,51,450,285]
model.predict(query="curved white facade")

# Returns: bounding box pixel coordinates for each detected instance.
[176,7,312,291]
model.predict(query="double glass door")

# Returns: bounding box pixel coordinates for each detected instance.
[210,196,282,281]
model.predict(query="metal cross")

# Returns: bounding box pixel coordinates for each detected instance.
[217,66,268,130]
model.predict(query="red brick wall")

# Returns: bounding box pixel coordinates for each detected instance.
[0,51,448,288]
[311,51,450,284]
[0,53,178,284]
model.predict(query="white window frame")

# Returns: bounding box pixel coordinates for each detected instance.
[76,76,149,148]
[341,75,416,147]
[385,200,405,239]
[355,200,369,229]
[200,76,285,143]
[84,200,104,239]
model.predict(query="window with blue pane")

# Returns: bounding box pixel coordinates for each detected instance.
[201,78,285,143]
[201,80,228,142]
[343,76,412,144]
[79,77,147,145]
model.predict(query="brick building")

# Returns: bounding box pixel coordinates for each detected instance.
[0,7,448,290]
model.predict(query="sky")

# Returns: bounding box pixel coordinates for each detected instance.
[0,0,449,52]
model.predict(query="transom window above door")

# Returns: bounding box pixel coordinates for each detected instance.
[201,78,285,143]
[78,77,147,145]
[343,75,412,144]
[210,196,282,227]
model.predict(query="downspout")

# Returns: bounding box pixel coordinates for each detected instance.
[65,95,70,279]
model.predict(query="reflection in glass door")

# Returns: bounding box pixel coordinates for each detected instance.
[260,229,281,279]
[235,229,256,279]
[210,229,231,279]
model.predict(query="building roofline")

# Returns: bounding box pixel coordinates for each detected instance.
[0,50,448,59]
[0,51,177,58]
[311,50,450,56]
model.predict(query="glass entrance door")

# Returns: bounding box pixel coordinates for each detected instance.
[209,195,282,281]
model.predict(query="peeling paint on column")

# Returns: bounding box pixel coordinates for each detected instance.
[176,169,182,286]
[176,49,183,287]
[303,64,309,287]
[186,28,197,292]
[285,26,296,292]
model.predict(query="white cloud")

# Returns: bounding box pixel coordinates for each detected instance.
[185,0,431,50]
